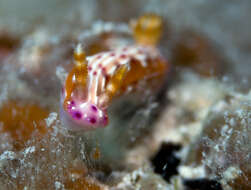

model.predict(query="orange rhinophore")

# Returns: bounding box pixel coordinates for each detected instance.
[60,14,169,131]
[63,44,88,110]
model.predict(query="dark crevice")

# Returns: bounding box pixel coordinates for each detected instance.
[151,142,182,182]
[183,178,223,190]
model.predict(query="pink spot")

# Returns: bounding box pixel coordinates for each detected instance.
[88,66,92,71]
[89,117,96,124]
[98,64,102,68]
[110,52,115,56]
[120,54,127,59]
[122,47,128,52]
[93,71,97,75]
[73,111,82,119]
[102,68,106,74]
[97,55,102,59]
[91,105,97,112]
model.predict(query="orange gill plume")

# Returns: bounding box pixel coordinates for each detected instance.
[130,13,163,46]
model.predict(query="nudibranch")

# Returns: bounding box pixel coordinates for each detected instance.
[60,14,169,131]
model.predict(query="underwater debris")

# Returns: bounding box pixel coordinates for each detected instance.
[113,166,170,190]
[185,91,251,189]
[64,166,107,190]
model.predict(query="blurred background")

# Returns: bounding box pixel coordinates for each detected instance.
[0,0,250,83]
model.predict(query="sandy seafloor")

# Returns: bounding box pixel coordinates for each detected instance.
[0,0,250,190]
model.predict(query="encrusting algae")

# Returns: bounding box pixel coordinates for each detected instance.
[0,100,49,150]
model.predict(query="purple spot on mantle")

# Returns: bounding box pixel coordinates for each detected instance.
[91,105,97,112]
[73,111,82,119]
[70,100,75,105]
[89,117,96,124]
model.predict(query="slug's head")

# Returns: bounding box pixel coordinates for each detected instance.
[60,44,109,131]
[61,99,108,131]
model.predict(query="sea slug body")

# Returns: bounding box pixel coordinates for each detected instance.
[60,14,169,131]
